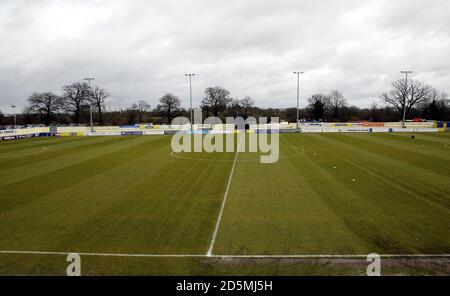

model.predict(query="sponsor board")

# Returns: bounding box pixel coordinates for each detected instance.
[256,129,280,134]
[17,134,36,139]
[195,130,209,134]
[345,128,371,132]
[257,124,283,130]
[371,128,390,133]
[38,133,53,137]
[435,122,449,131]
[142,130,165,135]
[169,124,190,130]
[0,129,15,135]
[1,136,17,140]
[414,128,439,132]
[389,128,439,133]
[384,122,435,128]
[209,130,234,134]
[362,122,385,127]
[49,126,58,134]
[0,133,38,140]
[333,123,353,127]
[119,125,139,129]
[300,127,391,133]
[300,128,339,133]
[301,123,322,127]
[60,132,85,137]
[121,131,143,136]
[85,131,122,136]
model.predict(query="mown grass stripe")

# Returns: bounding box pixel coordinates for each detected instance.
[0,136,234,254]
[0,136,168,213]
[337,133,450,175]
[0,137,89,154]
[316,133,450,189]
[0,136,161,186]
[0,136,135,170]
[344,133,450,161]
[307,134,450,209]
[284,134,449,254]
[306,134,450,213]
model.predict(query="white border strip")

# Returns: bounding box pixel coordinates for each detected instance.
[0,250,449,259]
[206,134,244,256]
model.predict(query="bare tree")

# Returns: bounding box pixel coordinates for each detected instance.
[91,86,110,125]
[239,96,255,118]
[26,92,63,125]
[157,93,181,123]
[308,94,330,120]
[419,89,449,120]
[62,82,91,124]
[370,101,380,122]
[131,100,151,123]
[380,79,432,120]
[201,86,232,117]
[329,90,346,120]
[227,99,241,118]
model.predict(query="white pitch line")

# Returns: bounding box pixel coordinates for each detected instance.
[207,134,244,256]
[0,250,449,259]
[211,254,450,259]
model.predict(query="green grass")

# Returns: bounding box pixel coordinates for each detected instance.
[0,133,449,275]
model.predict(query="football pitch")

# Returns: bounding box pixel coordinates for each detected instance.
[0,133,449,275]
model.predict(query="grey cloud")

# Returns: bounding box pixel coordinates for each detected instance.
[0,0,449,112]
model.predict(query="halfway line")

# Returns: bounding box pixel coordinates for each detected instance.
[207,134,244,256]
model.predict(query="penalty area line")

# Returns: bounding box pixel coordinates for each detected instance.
[0,250,449,259]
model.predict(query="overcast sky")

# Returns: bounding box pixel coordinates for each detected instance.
[0,0,449,113]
